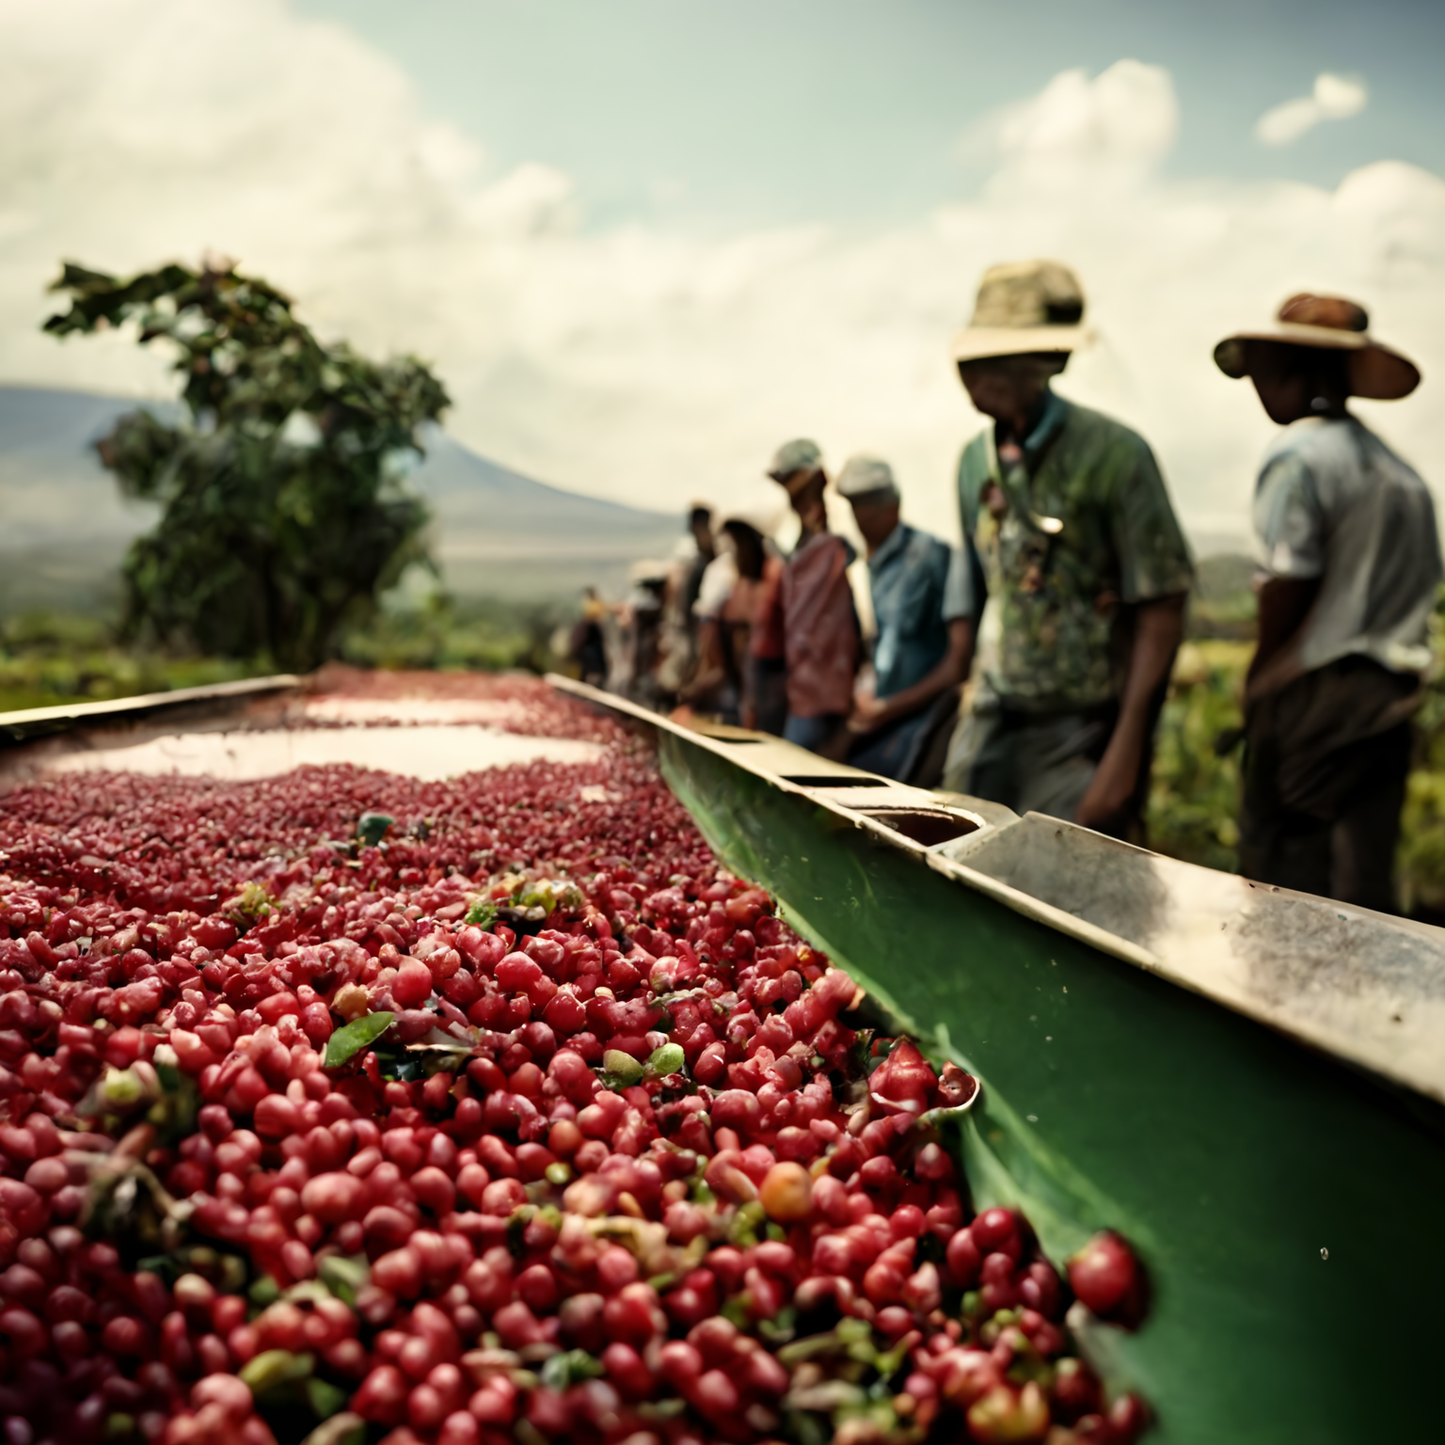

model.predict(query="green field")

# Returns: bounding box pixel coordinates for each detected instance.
[1144,597,1445,916]
[0,597,569,713]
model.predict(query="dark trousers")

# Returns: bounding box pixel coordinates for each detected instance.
[750,657,788,737]
[848,688,961,786]
[1239,656,1417,913]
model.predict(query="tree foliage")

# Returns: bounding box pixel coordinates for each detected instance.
[44,259,449,670]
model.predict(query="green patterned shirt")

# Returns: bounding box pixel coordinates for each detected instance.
[957,391,1192,711]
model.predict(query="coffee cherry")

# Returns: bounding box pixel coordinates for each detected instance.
[1068,1231,1140,1319]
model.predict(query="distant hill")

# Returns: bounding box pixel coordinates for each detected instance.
[0,385,683,611]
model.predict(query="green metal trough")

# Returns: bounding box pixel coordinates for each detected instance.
[550,676,1445,1445]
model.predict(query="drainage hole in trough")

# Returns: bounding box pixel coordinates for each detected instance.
[860,808,979,846]
[782,774,886,787]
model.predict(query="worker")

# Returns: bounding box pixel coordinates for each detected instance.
[568,586,609,689]
[941,260,1194,838]
[656,505,715,701]
[756,439,859,753]
[680,504,717,621]
[1214,293,1440,910]
[744,530,790,737]
[836,454,976,783]
[682,517,781,726]
[619,559,670,709]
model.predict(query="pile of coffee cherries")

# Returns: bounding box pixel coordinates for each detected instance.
[0,679,1150,1445]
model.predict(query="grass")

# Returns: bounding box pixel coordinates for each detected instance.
[0,596,569,715]
[0,612,259,714]
[337,594,570,675]
[1146,639,1249,874]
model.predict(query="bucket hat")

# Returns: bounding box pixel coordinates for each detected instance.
[950,259,1091,365]
[1213,293,1419,401]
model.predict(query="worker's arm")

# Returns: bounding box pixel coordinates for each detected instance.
[1245,576,1320,701]
[848,618,975,735]
[679,619,727,703]
[1075,594,1186,831]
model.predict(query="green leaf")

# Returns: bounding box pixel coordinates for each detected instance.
[356,812,393,848]
[305,1377,348,1420]
[318,1254,369,1305]
[758,1306,796,1344]
[135,1253,180,1283]
[777,1331,846,1368]
[249,1274,281,1307]
[540,1349,604,1391]
[324,1011,395,1069]
[464,898,498,928]
[297,1415,366,1445]
[637,1400,688,1422]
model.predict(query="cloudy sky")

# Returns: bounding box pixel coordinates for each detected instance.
[3,0,1444,550]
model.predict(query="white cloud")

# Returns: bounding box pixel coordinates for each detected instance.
[1,3,1442,563]
[993,59,1179,195]
[1256,73,1368,147]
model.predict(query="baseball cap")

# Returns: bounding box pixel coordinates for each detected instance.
[835,454,899,500]
[766,438,822,480]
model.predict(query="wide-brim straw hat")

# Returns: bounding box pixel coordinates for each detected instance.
[1213,293,1420,401]
[950,259,1092,365]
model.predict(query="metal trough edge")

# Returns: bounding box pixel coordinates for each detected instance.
[0,674,304,745]
[547,674,1445,1110]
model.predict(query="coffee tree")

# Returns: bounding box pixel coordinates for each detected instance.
[44,259,449,671]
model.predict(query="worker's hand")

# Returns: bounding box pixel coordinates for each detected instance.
[847,693,889,736]
[1075,740,1139,833]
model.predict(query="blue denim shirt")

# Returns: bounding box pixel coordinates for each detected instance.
[868,522,971,699]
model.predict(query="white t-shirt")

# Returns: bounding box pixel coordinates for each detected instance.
[1253,416,1442,675]
[692,552,739,620]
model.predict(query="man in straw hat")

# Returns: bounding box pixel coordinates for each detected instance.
[1214,293,1441,910]
[940,260,1194,838]
[756,439,860,752]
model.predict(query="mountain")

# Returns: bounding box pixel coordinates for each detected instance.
[0,385,683,611]
[412,423,684,599]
